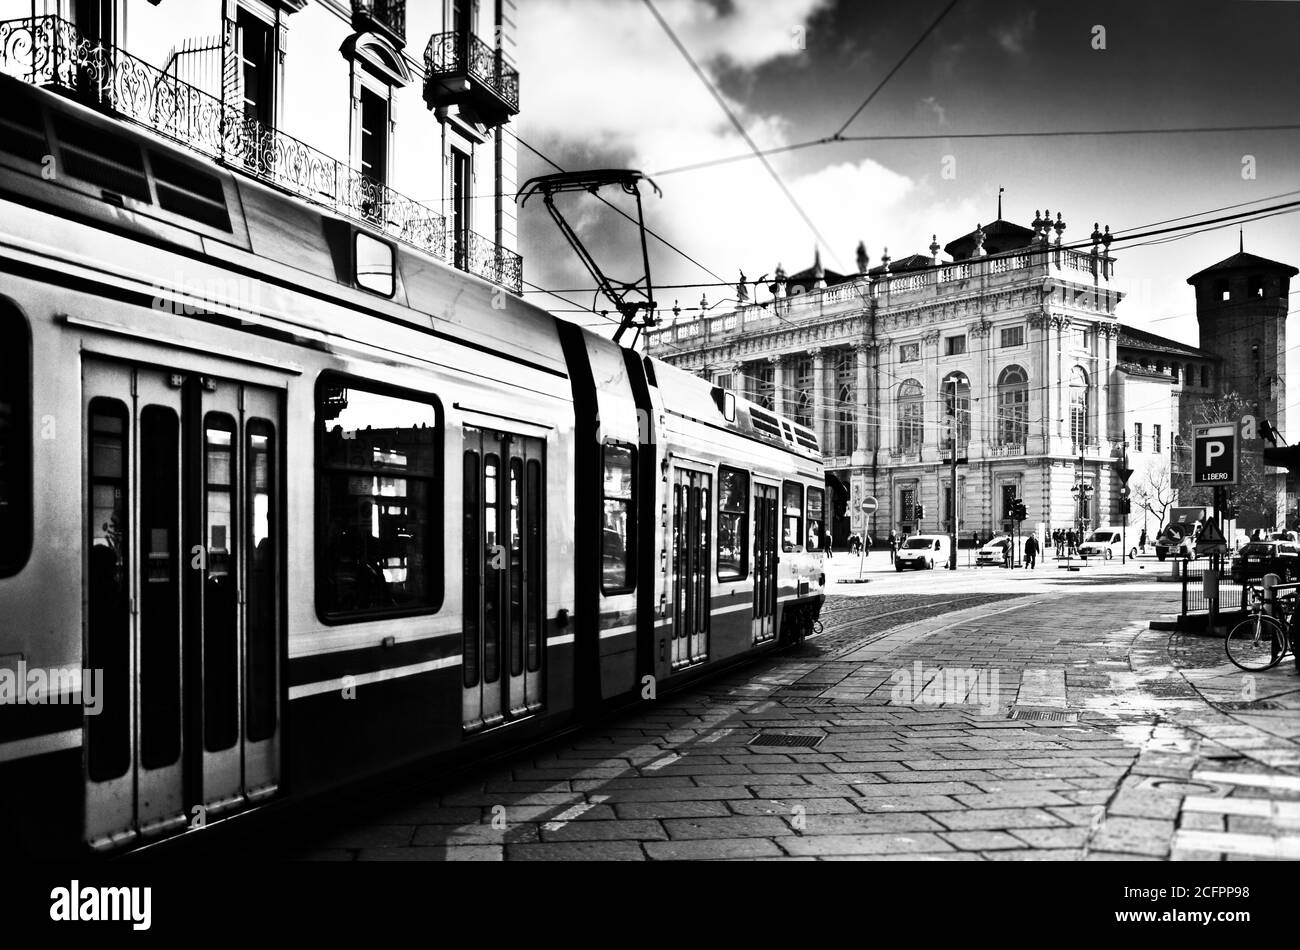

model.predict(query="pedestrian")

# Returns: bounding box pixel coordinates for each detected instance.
[1024,533,1039,569]
[971,530,979,550]
[1002,538,1013,568]
[848,532,861,556]
[821,531,833,559]
[888,529,897,563]
[1066,528,1076,555]
[1138,527,1148,554]
[863,533,873,558]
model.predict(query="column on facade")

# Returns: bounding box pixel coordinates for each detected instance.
[968,320,990,459]
[809,346,824,451]
[922,330,941,459]
[770,354,787,419]
[853,342,870,461]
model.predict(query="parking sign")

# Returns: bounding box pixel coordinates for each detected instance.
[1192,423,1238,486]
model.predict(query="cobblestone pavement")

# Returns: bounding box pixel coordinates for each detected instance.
[282,585,1300,861]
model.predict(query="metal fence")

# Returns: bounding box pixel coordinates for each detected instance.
[1180,560,1246,615]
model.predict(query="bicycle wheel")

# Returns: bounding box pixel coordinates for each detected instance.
[1225,614,1287,671]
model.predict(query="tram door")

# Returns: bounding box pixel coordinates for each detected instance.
[83,360,282,851]
[462,427,545,733]
[753,482,779,644]
[671,468,711,668]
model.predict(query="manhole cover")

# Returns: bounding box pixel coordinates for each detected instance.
[1134,776,1223,796]
[1009,708,1079,722]
[749,733,824,748]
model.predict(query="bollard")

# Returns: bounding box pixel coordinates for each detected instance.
[1262,573,1280,621]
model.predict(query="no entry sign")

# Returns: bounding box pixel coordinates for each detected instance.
[1192,423,1238,486]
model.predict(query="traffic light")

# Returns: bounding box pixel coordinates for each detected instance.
[1223,499,1239,520]
[1120,498,1131,515]
[915,504,925,521]
[1264,445,1300,473]
[1009,499,1028,522]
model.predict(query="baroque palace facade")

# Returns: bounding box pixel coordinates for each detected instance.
[645,214,1293,544]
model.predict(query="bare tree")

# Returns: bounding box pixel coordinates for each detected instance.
[1175,391,1275,519]
[1133,460,1176,533]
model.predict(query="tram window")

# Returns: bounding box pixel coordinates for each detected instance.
[782,481,803,553]
[525,458,543,672]
[204,414,239,753]
[139,405,181,770]
[87,399,131,782]
[462,450,481,688]
[318,377,441,621]
[717,466,749,581]
[355,231,395,297]
[245,420,277,744]
[601,442,635,593]
[807,487,825,552]
[0,309,31,576]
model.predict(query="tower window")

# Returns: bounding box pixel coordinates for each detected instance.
[1201,365,1208,388]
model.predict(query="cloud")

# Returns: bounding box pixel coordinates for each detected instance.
[992,8,1037,56]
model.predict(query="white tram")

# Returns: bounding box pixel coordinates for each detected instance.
[0,72,825,856]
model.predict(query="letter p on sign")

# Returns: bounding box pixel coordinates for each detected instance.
[1192,424,1237,486]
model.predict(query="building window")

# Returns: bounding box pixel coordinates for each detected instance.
[1201,365,1209,388]
[944,335,967,357]
[1073,327,1091,351]
[450,147,470,269]
[945,376,970,448]
[752,361,774,412]
[236,8,275,129]
[996,366,1028,447]
[717,467,748,581]
[601,443,635,593]
[0,307,31,576]
[835,352,854,455]
[1153,425,1162,455]
[1000,325,1024,348]
[897,379,924,454]
[359,87,389,186]
[1069,367,1090,448]
[900,485,917,525]
[317,377,441,620]
[793,357,813,428]
[899,342,920,363]
[715,373,732,391]
[1134,423,1143,452]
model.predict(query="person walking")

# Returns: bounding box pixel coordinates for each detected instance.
[888,529,897,564]
[821,531,833,559]
[1024,533,1039,569]
[1066,528,1076,555]
[863,533,872,558]
[1138,527,1148,554]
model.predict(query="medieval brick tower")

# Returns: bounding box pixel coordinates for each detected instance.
[1187,243,1297,528]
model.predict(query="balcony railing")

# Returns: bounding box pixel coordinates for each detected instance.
[352,0,406,44]
[986,441,1027,457]
[424,30,519,122]
[0,15,521,293]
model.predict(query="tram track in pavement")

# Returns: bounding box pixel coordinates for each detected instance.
[796,593,1024,661]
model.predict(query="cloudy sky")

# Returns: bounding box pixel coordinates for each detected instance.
[514,0,1300,412]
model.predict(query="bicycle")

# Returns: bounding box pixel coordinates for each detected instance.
[1225,586,1295,672]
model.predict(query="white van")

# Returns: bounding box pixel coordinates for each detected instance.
[1077,526,1136,560]
[895,535,951,571]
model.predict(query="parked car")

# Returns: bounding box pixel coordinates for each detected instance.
[1155,522,1199,561]
[1077,526,1137,560]
[976,534,1023,566]
[896,535,951,571]
[1230,540,1300,584]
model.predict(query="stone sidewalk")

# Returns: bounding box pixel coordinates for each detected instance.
[282,587,1300,861]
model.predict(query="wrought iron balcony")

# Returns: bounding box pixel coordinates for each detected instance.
[0,15,521,293]
[424,30,519,125]
[352,0,406,47]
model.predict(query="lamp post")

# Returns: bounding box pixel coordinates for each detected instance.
[943,373,967,571]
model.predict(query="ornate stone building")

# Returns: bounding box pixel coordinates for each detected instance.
[647,213,1127,544]
[646,215,1297,542]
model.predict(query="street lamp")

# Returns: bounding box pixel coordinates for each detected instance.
[943,372,968,570]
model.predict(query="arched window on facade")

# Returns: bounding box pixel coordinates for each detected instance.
[1069,366,1090,450]
[997,365,1029,448]
[943,374,970,450]
[792,357,813,428]
[836,352,854,455]
[897,379,923,455]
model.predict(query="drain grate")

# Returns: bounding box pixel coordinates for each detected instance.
[780,697,836,706]
[778,683,826,692]
[1216,700,1283,711]
[1009,708,1079,722]
[749,732,825,748]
